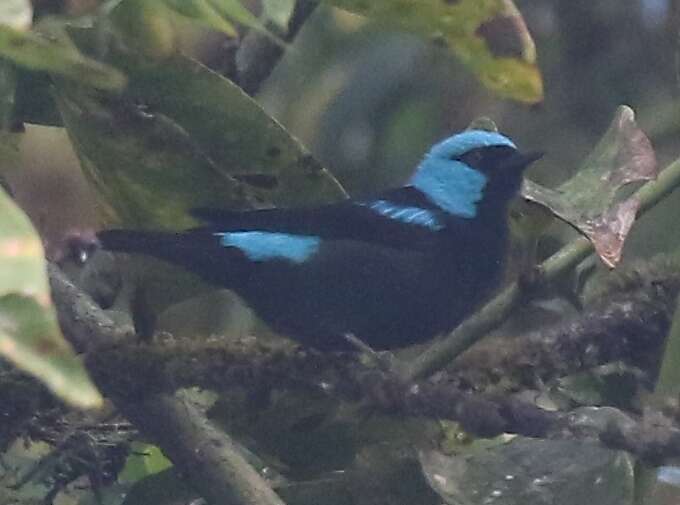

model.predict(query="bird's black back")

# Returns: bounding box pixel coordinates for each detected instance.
[98,130,537,350]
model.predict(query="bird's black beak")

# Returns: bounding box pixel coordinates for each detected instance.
[503,150,544,172]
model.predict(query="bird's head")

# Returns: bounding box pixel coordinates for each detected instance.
[410,130,542,219]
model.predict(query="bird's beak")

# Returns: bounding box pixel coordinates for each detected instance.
[503,150,544,172]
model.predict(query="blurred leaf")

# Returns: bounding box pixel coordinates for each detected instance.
[55,87,254,229]
[654,284,680,397]
[467,116,499,132]
[0,60,17,130]
[277,476,353,505]
[0,22,126,91]
[163,0,267,38]
[14,70,62,126]
[210,388,355,474]
[121,468,197,505]
[118,442,173,484]
[0,0,32,31]
[155,288,255,339]
[420,438,634,505]
[0,130,19,166]
[523,106,657,267]
[109,0,179,60]
[555,363,642,408]
[325,0,543,103]
[0,178,102,409]
[263,0,297,31]
[346,445,440,505]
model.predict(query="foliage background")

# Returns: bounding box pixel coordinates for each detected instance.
[3,1,680,505]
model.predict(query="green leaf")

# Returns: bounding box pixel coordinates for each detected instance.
[0,177,102,409]
[121,56,346,209]
[119,442,173,483]
[421,438,634,505]
[57,54,345,229]
[55,87,253,229]
[0,24,126,91]
[121,468,197,505]
[555,363,641,408]
[325,0,543,103]
[0,0,32,31]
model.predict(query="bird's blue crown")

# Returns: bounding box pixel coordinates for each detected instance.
[410,130,517,218]
[426,130,516,159]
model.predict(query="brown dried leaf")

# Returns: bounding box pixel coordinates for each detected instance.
[522,106,657,267]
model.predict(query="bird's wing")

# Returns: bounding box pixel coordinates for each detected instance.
[192,187,448,250]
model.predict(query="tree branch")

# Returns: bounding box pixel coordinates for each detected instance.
[42,255,680,464]
[47,269,288,504]
[119,392,287,505]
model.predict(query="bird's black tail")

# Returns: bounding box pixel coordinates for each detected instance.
[98,229,198,255]
[97,229,227,279]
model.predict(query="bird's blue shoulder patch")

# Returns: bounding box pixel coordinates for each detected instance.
[428,130,516,160]
[216,231,320,263]
[410,160,487,218]
[359,200,444,230]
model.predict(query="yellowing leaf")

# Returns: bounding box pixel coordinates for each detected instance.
[0,181,102,409]
[325,0,543,103]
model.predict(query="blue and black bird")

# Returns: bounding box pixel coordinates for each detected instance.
[98,130,540,350]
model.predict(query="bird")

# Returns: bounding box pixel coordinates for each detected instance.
[97,129,541,351]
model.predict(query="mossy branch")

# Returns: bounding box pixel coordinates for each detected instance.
[21,254,676,468]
